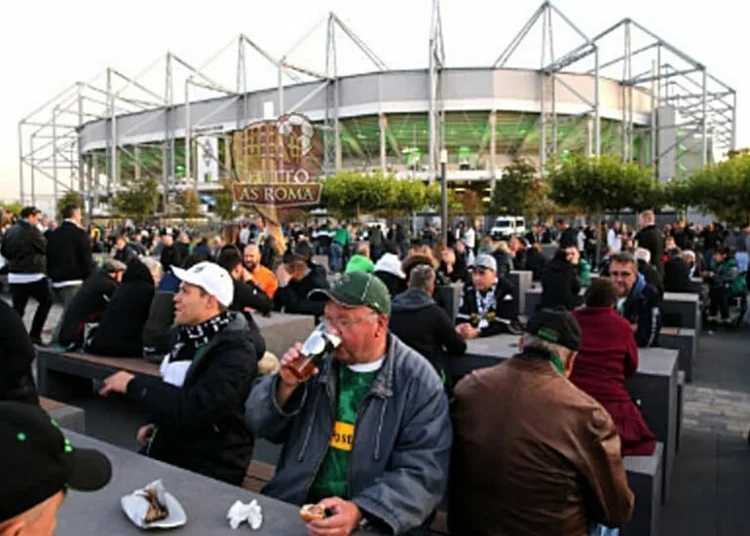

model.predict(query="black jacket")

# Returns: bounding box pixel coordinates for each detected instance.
[0,300,38,404]
[636,225,665,278]
[525,247,547,281]
[142,290,176,356]
[0,220,46,274]
[46,221,93,283]
[540,253,581,311]
[233,279,274,315]
[86,259,155,357]
[622,274,662,347]
[390,289,467,379]
[456,277,520,337]
[273,263,330,318]
[638,259,664,296]
[114,245,138,265]
[58,269,120,348]
[375,270,407,297]
[160,245,183,273]
[664,256,694,293]
[127,313,258,485]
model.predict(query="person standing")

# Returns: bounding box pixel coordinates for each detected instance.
[0,207,52,345]
[46,204,93,342]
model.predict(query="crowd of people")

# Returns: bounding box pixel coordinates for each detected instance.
[1,201,748,535]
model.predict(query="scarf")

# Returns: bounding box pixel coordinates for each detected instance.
[475,282,497,329]
[180,311,233,348]
[161,312,233,387]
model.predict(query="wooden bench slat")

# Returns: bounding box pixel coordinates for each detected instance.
[40,396,64,412]
[57,352,160,377]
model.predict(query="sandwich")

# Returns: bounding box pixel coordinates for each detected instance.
[299,504,326,523]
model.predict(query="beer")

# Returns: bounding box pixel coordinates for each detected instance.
[283,326,341,382]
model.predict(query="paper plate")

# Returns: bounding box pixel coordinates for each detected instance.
[121,491,187,529]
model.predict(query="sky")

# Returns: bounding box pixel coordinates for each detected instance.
[0,0,743,204]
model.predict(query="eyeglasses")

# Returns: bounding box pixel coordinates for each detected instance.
[323,312,376,331]
[610,271,633,277]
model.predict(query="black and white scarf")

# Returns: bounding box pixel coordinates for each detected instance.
[179,311,233,348]
[475,282,497,320]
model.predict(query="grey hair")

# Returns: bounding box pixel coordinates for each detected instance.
[522,334,572,359]
[681,249,696,261]
[408,264,436,292]
[139,256,164,286]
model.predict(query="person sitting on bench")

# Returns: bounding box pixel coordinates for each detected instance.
[99,262,259,486]
[0,300,38,404]
[449,308,633,535]
[456,254,522,339]
[610,252,662,348]
[57,259,126,351]
[571,278,656,456]
[703,246,747,325]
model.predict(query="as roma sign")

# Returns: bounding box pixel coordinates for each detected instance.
[232,183,322,207]
[231,113,322,208]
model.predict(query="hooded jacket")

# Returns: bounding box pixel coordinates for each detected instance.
[540,252,581,311]
[245,335,451,534]
[373,253,407,298]
[128,312,258,485]
[86,259,155,357]
[57,269,120,348]
[273,262,330,318]
[621,273,661,347]
[389,289,467,380]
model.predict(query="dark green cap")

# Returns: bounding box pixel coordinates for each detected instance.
[309,271,391,316]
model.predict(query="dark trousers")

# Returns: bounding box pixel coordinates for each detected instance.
[709,285,731,319]
[10,278,53,340]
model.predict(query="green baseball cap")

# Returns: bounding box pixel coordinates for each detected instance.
[309,271,391,316]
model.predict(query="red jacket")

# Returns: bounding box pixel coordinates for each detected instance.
[571,307,656,456]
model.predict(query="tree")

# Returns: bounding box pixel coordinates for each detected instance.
[0,201,23,217]
[110,178,159,224]
[450,190,485,222]
[663,178,696,220]
[688,155,750,226]
[214,179,238,222]
[181,189,201,219]
[490,158,548,219]
[56,191,85,221]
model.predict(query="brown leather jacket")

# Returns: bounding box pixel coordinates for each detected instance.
[448,351,634,536]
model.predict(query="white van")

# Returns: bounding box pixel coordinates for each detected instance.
[490,216,526,239]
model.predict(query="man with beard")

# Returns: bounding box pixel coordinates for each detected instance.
[609,252,662,348]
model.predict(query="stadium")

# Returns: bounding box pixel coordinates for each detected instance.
[18,1,737,216]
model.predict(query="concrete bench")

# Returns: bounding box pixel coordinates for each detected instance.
[508,271,532,316]
[622,442,664,536]
[435,283,462,323]
[628,347,678,504]
[659,327,697,382]
[676,371,685,452]
[255,313,315,357]
[662,292,701,331]
[451,337,678,505]
[40,396,86,433]
[37,350,160,400]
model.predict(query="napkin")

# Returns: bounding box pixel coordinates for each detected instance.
[227,499,263,530]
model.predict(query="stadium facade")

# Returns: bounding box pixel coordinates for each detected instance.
[18,1,737,216]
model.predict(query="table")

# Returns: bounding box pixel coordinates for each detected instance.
[59,431,379,535]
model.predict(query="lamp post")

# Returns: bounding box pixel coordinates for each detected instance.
[440,149,448,243]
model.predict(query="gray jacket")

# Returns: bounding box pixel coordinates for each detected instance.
[245,334,451,534]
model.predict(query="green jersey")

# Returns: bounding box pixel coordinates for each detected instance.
[307,363,380,502]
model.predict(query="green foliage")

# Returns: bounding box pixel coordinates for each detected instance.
[547,155,661,215]
[688,155,750,226]
[56,191,85,221]
[110,178,159,223]
[663,178,696,218]
[321,172,434,219]
[214,180,238,222]
[490,158,548,218]
[180,189,201,219]
[0,201,23,217]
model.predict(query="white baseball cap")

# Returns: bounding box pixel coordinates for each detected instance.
[172,262,234,308]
